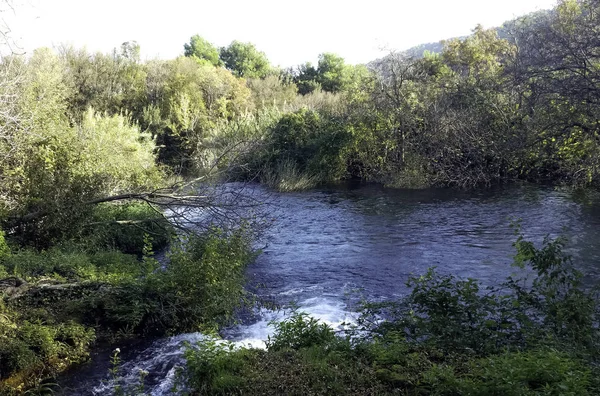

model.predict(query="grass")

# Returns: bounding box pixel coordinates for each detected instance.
[262,159,319,192]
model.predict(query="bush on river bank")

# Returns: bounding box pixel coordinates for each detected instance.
[0,223,255,394]
[181,233,600,395]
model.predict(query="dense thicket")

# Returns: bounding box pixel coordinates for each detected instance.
[182,0,600,190]
[5,0,595,196]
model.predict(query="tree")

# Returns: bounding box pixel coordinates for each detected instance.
[316,52,350,93]
[293,53,352,95]
[505,0,600,185]
[59,45,148,122]
[293,62,320,95]
[246,74,298,110]
[141,56,251,171]
[219,41,271,79]
[183,35,221,67]
[120,40,141,63]
[1,48,164,244]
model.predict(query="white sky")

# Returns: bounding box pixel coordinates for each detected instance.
[6,0,557,67]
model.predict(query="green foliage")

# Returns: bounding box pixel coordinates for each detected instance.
[450,350,591,395]
[0,307,95,392]
[2,2,600,390]
[61,227,255,337]
[365,232,599,358]
[60,45,147,121]
[0,231,9,260]
[246,75,298,110]
[261,158,319,192]
[510,233,597,348]
[219,41,271,79]
[382,268,519,355]
[198,107,284,178]
[265,312,336,351]
[183,35,221,67]
[147,56,252,171]
[0,225,254,391]
[184,338,247,394]
[316,52,351,93]
[4,58,162,245]
[157,227,255,330]
[293,54,354,95]
[294,62,321,95]
[184,335,381,395]
[2,247,146,283]
[264,108,352,186]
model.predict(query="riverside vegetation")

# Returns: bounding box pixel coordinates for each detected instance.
[0,0,599,393]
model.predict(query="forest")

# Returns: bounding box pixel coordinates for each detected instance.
[0,0,599,394]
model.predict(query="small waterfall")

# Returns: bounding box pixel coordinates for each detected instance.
[85,297,355,395]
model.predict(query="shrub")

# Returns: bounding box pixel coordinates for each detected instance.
[2,248,146,282]
[265,312,336,351]
[157,227,255,331]
[184,339,249,394]
[264,109,352,184]
[362,232,600,359]
[0,313,94,389]
[424,350,592,395]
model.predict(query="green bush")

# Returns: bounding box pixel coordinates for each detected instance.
[265,312,336,351]
[266,109,351,183]
[2,248,147,283]
[156,226,255,331]
[0,313,94,389]
[62,226,255,337]
[0,230,9,260]
[1,225,255,392]
[422,350,592,396]
[184,339,249,394]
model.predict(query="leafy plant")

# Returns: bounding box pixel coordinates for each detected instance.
[266,311,336,351]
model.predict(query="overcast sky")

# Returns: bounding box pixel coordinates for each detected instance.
[7,0,557,67]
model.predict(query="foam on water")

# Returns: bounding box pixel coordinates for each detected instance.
[230,296,356,348]
[91,333,207,396]
[92,297,355,395]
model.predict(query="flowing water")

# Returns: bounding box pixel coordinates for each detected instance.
[60,183,600,395]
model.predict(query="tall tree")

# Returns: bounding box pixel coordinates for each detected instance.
[316,52,350,93]
[120,40,141,63]
[219,41,271,79]
[293,62,320,95]
[508,0,600,184]
[184,35,221,67]
[293,53,351,94]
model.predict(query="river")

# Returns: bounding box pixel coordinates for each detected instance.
[60,182,600,395]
